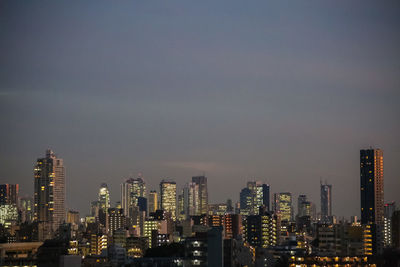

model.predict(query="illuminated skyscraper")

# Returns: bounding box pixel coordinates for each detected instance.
[99,183,110,213]
[121,177,146,217]
[239,187,252,215]
[34,149,66,238]
[360,149,384,226]
[0,184,19,205]
[298,195,309,217]
[320,182,332,223]
[274,192,292,222]
[262,184,270,211]
[148,190,158,213]
[160,180,177,220]
[360,148,384,255]
[192,176,208,215]
[183,182,199,218]
[240,181,270,215]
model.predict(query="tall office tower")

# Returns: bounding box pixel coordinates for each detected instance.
[192,176,208,215]
[384,202,395,247]
[239,187,252,215]
[91,201,100,218]
[98,183,110,226]
[320,182,332,223]
[98,183,110,213]
[148,190,158,213]
[274,192,293,222]
[262,184,270,211]
[245,181,270,215]
[160,180,177,220]
[177,192,185,221]
[360,149,384,226]
[34,149,66,238]
[121,177,146,217]
[0,184,19,205]
[186,182,199,217]
[298,195,308,217]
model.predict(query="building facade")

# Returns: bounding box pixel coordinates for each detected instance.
[192,176,208,215]
[360,148,384,255]
[34,149,66,238]
[160,180,177,220]
[320,182,332,223]
[0,184,19,205]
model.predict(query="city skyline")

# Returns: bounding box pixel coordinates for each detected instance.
[0,146,399,219]
[1,1,399,220]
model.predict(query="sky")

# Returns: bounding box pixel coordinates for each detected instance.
[1,1,399,218]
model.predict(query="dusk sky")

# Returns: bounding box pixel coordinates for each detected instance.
[1,1,399,218]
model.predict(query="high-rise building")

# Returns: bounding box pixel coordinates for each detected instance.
[99,183,111,213]
[121,177,146,217]
[160,180,177,220]
[298,195,312,218]
[360,149,384,226]
[34,149,66,237]
[384,202,395,247]
[177,192,185,221]
[183,182,199,218]
[0,184,19,205]
[67,210,80,225]
[239,187,252,215]
[262,184,270,211]
[360,148,384,256]
[192,176,208,215]
[241,181,270,215]
[274,192,293,222]
[148,190,158,213]
[320,182,332,223]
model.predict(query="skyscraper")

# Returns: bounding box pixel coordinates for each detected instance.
[148,190,158,213]
[160,180,177,220]
[0,184,19,205]
[34,149,66,237]
[121,177,146,217]
[239,187,252,215]
[320,182,332,223]
[184,182,199,218]
[262,184,270,211]
[274,192,293,222]
[360,149,384,226]
[360,148,384,255]
[240,181,269,215]
[99,183,111,213]
[298,195,309,218]
[192,176,208,215]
